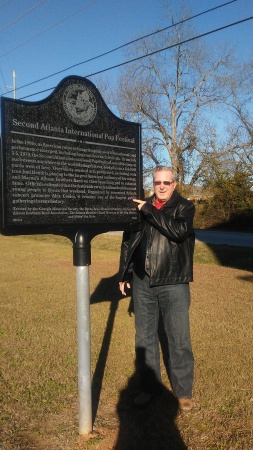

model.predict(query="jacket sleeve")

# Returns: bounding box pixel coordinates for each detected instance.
[118,230,133,282]
[140,200,195,242]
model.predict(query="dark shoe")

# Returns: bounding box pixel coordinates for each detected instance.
[133,392,155,407]
[178,397,193,412]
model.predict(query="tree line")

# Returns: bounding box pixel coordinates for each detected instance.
[101,1,253,229]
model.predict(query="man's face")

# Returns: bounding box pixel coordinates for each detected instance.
[153,170,176,203]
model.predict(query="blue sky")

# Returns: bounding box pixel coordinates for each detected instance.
[0,0,252,102]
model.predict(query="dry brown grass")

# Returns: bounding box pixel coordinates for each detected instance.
[0,233,253,449]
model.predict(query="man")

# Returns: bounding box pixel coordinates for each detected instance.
[118,166,195,412]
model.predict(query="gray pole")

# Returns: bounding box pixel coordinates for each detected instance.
[76,265,92,434]
[5,70,16,99]
[73,230,92,435]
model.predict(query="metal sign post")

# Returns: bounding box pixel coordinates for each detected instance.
[73,230,92,435]
[0,75,143,437]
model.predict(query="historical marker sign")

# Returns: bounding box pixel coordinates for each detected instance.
[0,76,142,236]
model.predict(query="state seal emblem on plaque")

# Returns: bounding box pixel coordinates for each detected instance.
[63,84,97,125]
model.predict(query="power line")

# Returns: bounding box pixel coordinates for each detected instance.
[0,67,6,93]
[0,0,46,33]
[0,0,13,8]
[18,15,253,100]
[0,0,238,58]
[0,0,100,58]
[1,0,240,96]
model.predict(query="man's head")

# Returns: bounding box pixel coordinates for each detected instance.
[152,166,177,203]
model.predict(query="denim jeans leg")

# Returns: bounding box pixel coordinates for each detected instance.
[132,273,161,393]
[158,283,194,399]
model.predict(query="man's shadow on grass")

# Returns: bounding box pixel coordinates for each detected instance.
[90,274,186,449]
[114,359,187,450]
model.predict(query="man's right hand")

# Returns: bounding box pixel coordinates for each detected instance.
[119,281,131,296]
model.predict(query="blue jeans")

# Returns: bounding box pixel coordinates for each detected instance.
[133,273,194,398]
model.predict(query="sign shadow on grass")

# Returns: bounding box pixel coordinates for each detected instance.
[90,272,123,422]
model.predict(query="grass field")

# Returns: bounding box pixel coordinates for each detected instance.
[0,233,253,449]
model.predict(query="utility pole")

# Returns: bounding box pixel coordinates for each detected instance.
[6,70,16,99]
[13,70,16,99]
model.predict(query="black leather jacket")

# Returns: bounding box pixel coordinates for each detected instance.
[119,190,195,286]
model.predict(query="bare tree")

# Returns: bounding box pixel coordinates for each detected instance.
[218,61,253,179]
[112,5,234,187]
